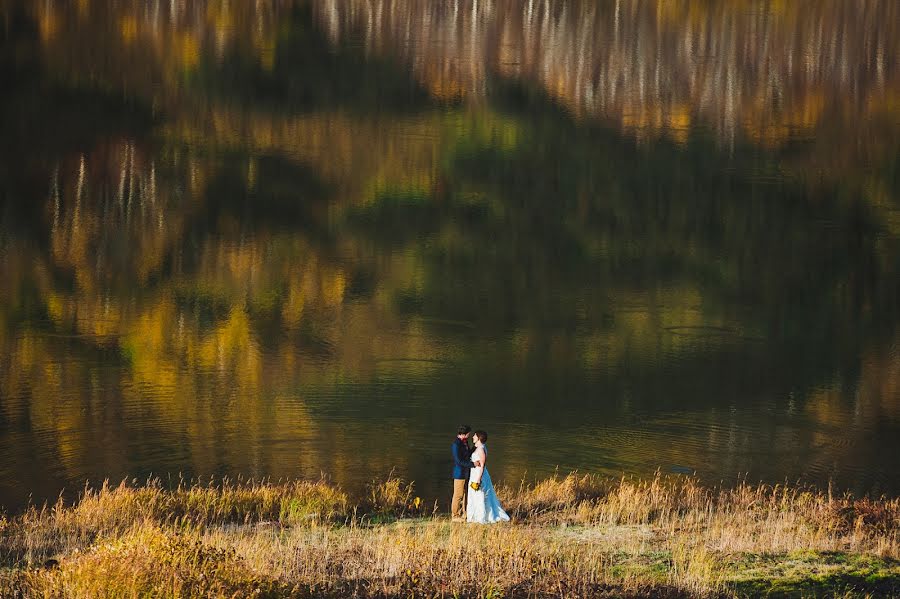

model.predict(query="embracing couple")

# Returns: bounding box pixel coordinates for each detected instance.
[450,425,510,524]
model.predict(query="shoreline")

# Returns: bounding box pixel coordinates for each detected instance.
[1,473,898,597]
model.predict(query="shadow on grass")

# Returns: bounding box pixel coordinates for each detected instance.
[728,551,900,598]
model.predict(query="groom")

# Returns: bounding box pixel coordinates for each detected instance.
[450,425,472,522]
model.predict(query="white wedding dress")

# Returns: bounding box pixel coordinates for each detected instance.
[466,445,510,524]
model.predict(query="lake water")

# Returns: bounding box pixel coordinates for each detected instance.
[1,0,898,511]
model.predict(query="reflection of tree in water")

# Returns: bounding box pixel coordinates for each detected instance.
[18,0,900,206]
[0,0,898,504]
[317,0,898,143]
[349,96,898,409]
[0,2,450,507]
[342,91,899,492]
[0,23,448,493]
[316,0,900,211]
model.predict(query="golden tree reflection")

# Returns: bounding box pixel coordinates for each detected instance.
[318,0,898,145]
[0,0,897,505]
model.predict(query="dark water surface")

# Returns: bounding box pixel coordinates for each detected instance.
[1,0,899,511]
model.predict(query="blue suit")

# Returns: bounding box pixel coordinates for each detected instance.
[452,437,472,480]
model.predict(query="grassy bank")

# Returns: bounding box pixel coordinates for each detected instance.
[1,474,898,598]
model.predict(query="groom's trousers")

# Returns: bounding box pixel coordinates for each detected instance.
[451,479,467,518]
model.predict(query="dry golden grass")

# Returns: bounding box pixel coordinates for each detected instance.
[1,473,898,598]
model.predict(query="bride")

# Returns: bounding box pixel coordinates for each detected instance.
[466,430,510,524]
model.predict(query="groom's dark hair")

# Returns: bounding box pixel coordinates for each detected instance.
[457,425,471,435]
